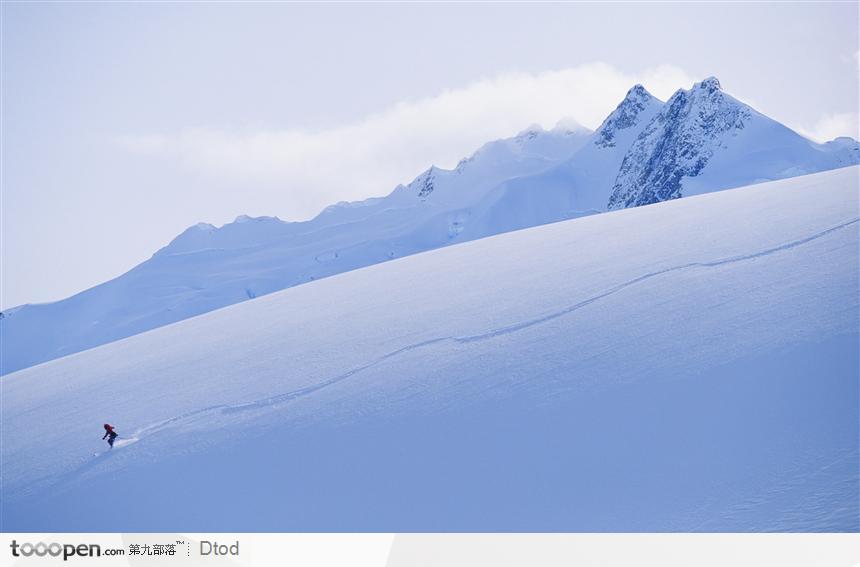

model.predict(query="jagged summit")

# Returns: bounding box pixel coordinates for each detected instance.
[594,84,661,148]
[660,76,723,110]
[661,76,727,113]
[626,83,654,100]
[407,166,437,199]
[695,76,722,92]
[608,77,755,209]
[606,76,860,211]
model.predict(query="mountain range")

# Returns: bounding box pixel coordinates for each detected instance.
[2,77,858,375]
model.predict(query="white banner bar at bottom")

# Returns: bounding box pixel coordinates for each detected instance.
[1,533,859,566]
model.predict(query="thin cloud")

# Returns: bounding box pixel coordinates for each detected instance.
[796,112,860,143]
[116,63,694,220]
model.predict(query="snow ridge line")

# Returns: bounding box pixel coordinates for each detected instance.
[122,217,859,440]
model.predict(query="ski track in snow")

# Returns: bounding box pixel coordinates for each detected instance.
[111,216,859,446]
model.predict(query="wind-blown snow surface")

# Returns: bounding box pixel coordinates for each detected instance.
[2,167,858,532]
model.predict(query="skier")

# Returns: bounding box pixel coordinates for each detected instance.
[102,423,118,448]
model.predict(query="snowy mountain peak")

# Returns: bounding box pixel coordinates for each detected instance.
[626,83,654,101]
[154,215,290,257]
[594,84,661,148]
[408,167,437,199]
[694,76,722,93]
[516,124,544,138]
[553,117,588,135]
[607,78,756,209]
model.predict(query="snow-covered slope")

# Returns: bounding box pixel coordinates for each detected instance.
[0,125,592,376]
[2,78,858,376]
[2,167,857,532]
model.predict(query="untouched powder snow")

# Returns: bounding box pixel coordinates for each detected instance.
[1,167,857,532]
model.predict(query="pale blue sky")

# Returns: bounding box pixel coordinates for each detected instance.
[2,2,858,308]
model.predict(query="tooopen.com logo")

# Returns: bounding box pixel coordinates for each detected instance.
[10,540,122,561]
